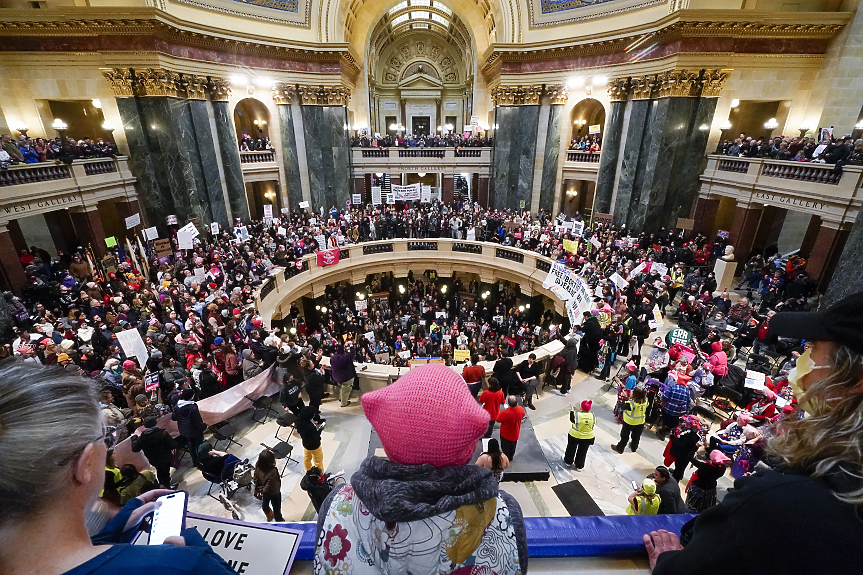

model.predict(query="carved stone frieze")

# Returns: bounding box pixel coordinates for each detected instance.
[491,85,562,106]
[522,85,544,105]
[656,69,700,98]
[700,68,732,98]
[606,78,630,102]
[629,75,658,100]
[136,68,180,98]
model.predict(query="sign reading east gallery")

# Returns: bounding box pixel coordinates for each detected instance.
[3,194,81,215]
[753,192,826,211]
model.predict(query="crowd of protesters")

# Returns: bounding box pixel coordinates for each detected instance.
[715,132,863,170]
[1,132,118,167]
[568,135,602,152]
[352,132,492,148]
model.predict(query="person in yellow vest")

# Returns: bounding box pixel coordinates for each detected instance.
[627,477,661,515]
[611,386,649,454]
[564,400,596,471]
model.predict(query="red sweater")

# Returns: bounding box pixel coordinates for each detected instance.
[480,390,504,421]
[462,364,486,384]
[497,405,526,442]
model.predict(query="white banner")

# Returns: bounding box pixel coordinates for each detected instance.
[371,186,382,205]
[392,183,421,201]
[125,213,141,229]
[115,329,149,363]
[542,262,583,302]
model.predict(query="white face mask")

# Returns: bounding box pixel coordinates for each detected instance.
[786,347,829,414]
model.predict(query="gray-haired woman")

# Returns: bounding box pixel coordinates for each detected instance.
[643,292,863,574]
[0,360,236,575]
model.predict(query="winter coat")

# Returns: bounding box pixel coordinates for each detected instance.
[171,400,207,440]
[707,341,728,376]
[131,426,177,468]
[242,348,263,380]
[304,368,325,407]
[314,456,527,575]
[329,350,356,384]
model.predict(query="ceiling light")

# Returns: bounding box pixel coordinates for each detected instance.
[567,77,584,88]
[290,327,297,334]
[720,121,732,130]
[730,99,739,108]
[102,121,115,131]
[321,306,328,313]
[764,118,778,129]
[417,172,426,177]
[518,305,525,312]
[92,99,102,108]
[52,119,67,129]
[399,285,406,293]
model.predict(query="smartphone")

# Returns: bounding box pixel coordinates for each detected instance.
[149,491,188,545]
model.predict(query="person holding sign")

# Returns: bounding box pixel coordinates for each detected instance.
[0,362,237,575]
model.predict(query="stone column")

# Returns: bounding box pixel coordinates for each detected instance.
[0,225,28,294]
[612,75,655,226]
[693,196,720,236]
[297,86,352,210]
[209,80,249,224]
[799,215,822,257]
[824,208,863,305]
[272,85,306,209]
[442,176,454,204]
[489,85,542,210]
[70,207,108,258]
[593,78,629,215]
[807,219,850,290]
[727,204,763,264]
[538,85,567,214]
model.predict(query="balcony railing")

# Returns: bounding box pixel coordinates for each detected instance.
[0,162,72,187]
[566,151,601,163]
[352,147,491,165]
[717,158,750,173]
[360,148,389,157]
[398,148,445,158]
[240,150,276,163]
[82,159,118,176]
[762,161,841,185]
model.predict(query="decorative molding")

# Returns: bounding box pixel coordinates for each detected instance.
[629,75,658,100]
[207,78,232,102]
[545,84,568,105]
[699,68,732,98]
[655,69,700,98]
[172,0,310,29]
[606,78,630,102]
[296,85,351,106]
[523,85,544,106]
[528,0,666,28]
[491,84,558,106]
[134,68,180,97]
[181,75,209,100]
[272,83,295,105]
[101,68,135,97]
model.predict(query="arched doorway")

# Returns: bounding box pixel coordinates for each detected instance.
[233,98,271,145]
[569,98,606,146]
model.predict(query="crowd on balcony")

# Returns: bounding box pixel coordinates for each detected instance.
[2,190,860,575]
[352,132,492,148]
[568,135,602,152]
[0,132,117,168]
[716,132,863,169]
[237,133,274,152]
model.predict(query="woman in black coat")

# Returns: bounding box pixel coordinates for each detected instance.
[301,357,325,424]
[578,313,604,373]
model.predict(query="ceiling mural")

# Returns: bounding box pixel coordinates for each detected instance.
[173,0,311,27]
[528,0,666,28]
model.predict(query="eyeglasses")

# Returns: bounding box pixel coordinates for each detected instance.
[55,424,117,467]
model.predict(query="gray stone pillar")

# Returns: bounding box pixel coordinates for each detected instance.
[273,85,305,210]
[824,210,863,306]
[593,78,630,215]
[210,84,249,223]
[538,86,567,214]
[297,86,352,210]
[489,85,542,210]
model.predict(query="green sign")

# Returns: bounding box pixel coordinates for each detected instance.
[105,236,117,247]
[666,328,692,346]
[519,200,525,209]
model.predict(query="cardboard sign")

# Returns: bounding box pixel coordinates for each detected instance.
[263,205,273,218]
[144,372,160,392]
[101,255,117,274]
[144,226,159,241]
[154,239,172,257]
[125,213,141,229]
[166,214,178,225]
[299,201,310,209]
[352,194,362,205]
[453,349,471,362]
[115,328,149,363]
[372,186,382,205]
[677,217,694,230]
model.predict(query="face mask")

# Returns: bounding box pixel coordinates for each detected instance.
[786,347,829,414]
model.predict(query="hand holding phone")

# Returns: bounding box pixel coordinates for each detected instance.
[149,491,188,545]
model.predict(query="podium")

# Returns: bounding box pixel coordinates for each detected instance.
[713,258,737,293]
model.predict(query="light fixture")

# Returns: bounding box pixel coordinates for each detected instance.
[525,303,530,309]
[14,123,28,135]
[699,124,710,131]
[518,305,525,312]
[359,293,366,300]
[855,119,863,129]
[720,121,732,130]
[440,285,447,293]
[445,123,453,131]
[799,123,811,132]
[592,75,607,86]
[102,120,115,131]
[315,305,321,310]
[52,119,67,130]
[290,327,297,334]
[321,306,328,313]
[437,125,443,131]
[730,99,740,108]
[417,172,426,178]
[481,292,488,299]
[150,124,157,130]
[375,172,384,178]
[567,77,584,88]
[232,74,248,86]
[264,191,276,200]
[399,285,406,294]
[764,118,778,129]
[92,99,102,108]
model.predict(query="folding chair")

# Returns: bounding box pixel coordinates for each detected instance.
[274,412,297,442]
[208,421,241,450]
[260,441,299,477]
[246,394,278,424]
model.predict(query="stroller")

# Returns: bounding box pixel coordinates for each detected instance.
[202,455,254,520]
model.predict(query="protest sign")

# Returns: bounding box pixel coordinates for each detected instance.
[178,222,200,238]
[299,201,310,209]
[154,239,172,257]
[563,239,579,254]
[392,183,421,201]
[144,372,160,392]
[572,221,585,236]
[542,262,583,302]
[590,236,602,249]
[263,205,273,218]
[125,213,141,229]
[166,214,178,225]
[610,272,628,289]
[355,299,367,311]
[234,226,250,242]
[177,230,194,250]
[352,194,362,205]
[421,186,431,203]
[144,226,159,241]
[115,329,149,363]
[371,186,382,205]
[651,262,668,277]
[105,236,117,247]
[453,349,471,362]
[210,222,219,235]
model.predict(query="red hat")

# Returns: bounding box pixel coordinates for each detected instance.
[233,309,241,316]
[580,400,592,411]
[252,319,262,327]
[122,360,136,371]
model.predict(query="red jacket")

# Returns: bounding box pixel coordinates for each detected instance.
[707,341,728,377]
[480,389,504,421]
[497,405,526,442]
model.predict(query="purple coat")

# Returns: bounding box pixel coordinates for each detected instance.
[330,351,356,383]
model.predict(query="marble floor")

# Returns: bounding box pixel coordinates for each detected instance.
[180,321,733,526]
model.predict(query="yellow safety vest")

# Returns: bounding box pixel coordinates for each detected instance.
[670,268,684,288]
[626,494,661,516]
[623,400,648,426]
[569,411,596,439]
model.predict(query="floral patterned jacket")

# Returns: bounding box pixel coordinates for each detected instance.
[314,457,527,575]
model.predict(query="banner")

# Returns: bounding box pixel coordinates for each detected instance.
[392,183,421,201]
[315,248,340,267]
[371,186,382,205]
[542,262,584,302]
[263,205,273,218]
[563,239,579,254]
[453,349,471,362]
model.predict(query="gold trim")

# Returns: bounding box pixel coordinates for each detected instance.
[207,78,232,102]
[100,68,134,97]
[656,69,700,98]
[606,78,630,102]
[490,84,560,106]
[699,68,732,98]
[629,75,658,100]
[135,68,180,98]
[272,83,295,105]
[545,84,568,105]
[296,85,351,106]
[523,85,544,106]
[181,74,209,100]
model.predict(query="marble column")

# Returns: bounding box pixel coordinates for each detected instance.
[70,207,108,257]
[727,204,763,264]
[297,86,352,210]
[0,226,28,294]
[593,78,630,215]
[824,209,863,305]
[538,89,566,213]
[693,196,720,236]
[489,85,543,210]
[442,176,454,204]
[807,220,849,289]
[211,99,249,224]
[174,98,215,226]
[273,86,304,209]
[612,76,654,226]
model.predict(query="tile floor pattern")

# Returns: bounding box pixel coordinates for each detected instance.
[181,322,733,525]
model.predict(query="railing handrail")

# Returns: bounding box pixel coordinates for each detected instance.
[565,150,601,163]
[239,150,275,155]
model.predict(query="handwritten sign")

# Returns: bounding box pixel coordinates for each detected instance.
[453,349,471,362]
[125,213,141,229]
[154,239,172,257]
[299,201,310,209]
[144,226,159,241]
[371,186,382,205]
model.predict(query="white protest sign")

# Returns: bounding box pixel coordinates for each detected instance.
[466,228,476,241]
[263,205,273,218]
[115,329,149,363]
[648,304,665,329]
[355,299,367,311]
[166,214,178,225]
[371,186,382,205]
[143,226,159,241]
[628,262,646,279]
[299,201,310,209]
[277,227,287,236]
[744,370,767,390]
[364,331,375,344]
[177,230,194,250]
[194,267,206,284]
[386,193,395,204]
[652,262,668,277]
[178,222,200,238]
[562,220,574,230]
[352,194,362,205]
[572,221,585,236]
[210,222,219,235]
[234,226,250,243]
[144,372,160,392]
[421,186,431,203]
[610,272,629,289]
[542,262,582,302]
[590,236,602,249]
[125,213,141,229]
[309,218,317,226]
[314,235,326,248]
[399,350,411,359]
[392,183,421,201]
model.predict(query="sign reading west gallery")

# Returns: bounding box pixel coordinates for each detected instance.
[2,193,81,216]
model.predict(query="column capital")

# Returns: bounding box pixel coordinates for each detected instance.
[490,85,547,106]
[700,69,733,98]
[207,77,232,102]
[180,74,209,100]
[100,68,135,97]
[272,83,295,105]
[629,75,659,100]
[606,78,631,102]
[545,84,569,105]
[656,69,701,98]
[135,68,181,98]
[296,85,351,106]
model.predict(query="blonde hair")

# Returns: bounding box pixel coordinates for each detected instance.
[769,343,863,507]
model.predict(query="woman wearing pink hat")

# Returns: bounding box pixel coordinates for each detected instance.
[683,450,730,514]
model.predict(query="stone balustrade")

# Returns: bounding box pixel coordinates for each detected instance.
[351,147,492,174]
[0,162,72,187]
[561,150,601,182]
[566,151,601,163]
[240,150,276,163]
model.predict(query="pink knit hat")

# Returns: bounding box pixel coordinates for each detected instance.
[362,364,489,467]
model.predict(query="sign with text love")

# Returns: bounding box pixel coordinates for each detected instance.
[188,513,301,575]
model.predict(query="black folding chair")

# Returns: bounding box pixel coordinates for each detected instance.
[275,412,298,442]
[209,421,241,450]
[246,394,278,424]
[260,441,299,477]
